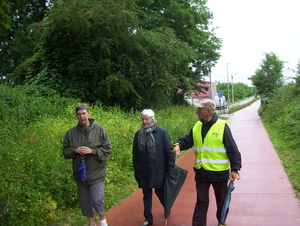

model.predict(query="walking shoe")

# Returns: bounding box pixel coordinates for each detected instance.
[141,220,153,226]
[100,218,108,226]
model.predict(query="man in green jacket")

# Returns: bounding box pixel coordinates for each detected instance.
[63,103,112,226]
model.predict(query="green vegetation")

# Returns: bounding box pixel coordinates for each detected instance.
[229,97,259,113]
[2,82,300,225]
[249,52,284,97]
[1,1,300,224]
[0,85,199,225]
[1,0,222,109]
[259,83,300,199]
[214,82,255,103]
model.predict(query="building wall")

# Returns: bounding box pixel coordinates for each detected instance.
[192,82,217,101]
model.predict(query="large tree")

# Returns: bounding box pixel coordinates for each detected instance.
[135,0,222,93]
[10,0,221,109]
[0,0,49,81]
[249,52,284,97]
[0,0,11,30]
[295,59,300,87]
[12,0,193,108]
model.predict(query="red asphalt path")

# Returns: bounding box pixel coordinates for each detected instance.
[105,100,300,226]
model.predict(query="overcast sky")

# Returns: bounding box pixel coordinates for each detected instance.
[205,0,300,86]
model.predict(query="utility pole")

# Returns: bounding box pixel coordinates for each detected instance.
[231,74,234,103]
[209,68,212,99]
[231,73,236,103]
[226,63,231,111]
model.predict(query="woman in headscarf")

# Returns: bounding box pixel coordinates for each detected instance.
[133,109,175,226]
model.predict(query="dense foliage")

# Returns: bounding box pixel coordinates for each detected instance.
[2,0,222,109]
[0,0,50,80]
[292,58,300,95]
[249,52,284,97]
[0,0,11,29]
[214,82,254,103]
[259,83,300,198]
[0,84,198,225]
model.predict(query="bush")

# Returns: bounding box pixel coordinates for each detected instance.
[0,85,198,225]
[259,84,300,198]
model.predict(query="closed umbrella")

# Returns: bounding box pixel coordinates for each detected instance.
[164,164,188,226]
[77,155,87,181]
[219,180,235,226]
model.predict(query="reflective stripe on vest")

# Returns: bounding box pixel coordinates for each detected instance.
[192,120,230,171]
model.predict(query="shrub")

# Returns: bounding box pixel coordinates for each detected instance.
[0,85,198,225]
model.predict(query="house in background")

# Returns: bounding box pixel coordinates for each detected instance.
[190,82,217,104]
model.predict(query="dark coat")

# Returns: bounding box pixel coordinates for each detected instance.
[133,126,175,189]
[63,119,112,185]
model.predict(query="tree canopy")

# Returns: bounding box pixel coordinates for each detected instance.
[0,0,11,30]
[0,0,50,80]
[4,0,222,109]
[249,52,284,97]
[215,81,253,102]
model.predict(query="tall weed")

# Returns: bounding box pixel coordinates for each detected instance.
[260,84,300,198]
[0,85,198,225]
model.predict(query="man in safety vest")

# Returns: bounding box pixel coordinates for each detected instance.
[172,99,241,226]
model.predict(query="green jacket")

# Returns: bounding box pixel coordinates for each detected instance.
[63,118,112,185]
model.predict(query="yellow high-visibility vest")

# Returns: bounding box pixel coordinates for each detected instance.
[192,120,230,171]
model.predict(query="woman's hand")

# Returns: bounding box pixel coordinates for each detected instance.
[76,146,92,155]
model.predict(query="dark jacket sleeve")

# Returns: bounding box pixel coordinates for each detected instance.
[163,129,175,167]
[223,124,242,172]
[91,127,112,161]
[176,128,194,151]
[62,129,77,159]
[132,132,138,173]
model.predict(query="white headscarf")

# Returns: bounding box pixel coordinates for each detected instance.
[141,109,155,119]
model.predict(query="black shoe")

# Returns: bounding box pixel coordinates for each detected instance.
[141,221,153,226]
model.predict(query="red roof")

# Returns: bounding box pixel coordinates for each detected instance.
[192,82,210,98]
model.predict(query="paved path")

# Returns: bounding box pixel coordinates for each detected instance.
[106,100,300,226]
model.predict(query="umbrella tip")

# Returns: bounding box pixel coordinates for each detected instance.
[165,218,168,226]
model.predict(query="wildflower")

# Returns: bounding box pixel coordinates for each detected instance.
[116,170,121,173]
[18,173,24,177]
[56,172,61,175]
[7,131,11,134]
[30,135,35,137]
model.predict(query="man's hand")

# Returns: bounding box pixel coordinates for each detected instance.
[172,145,181,158]
[230,171,241,181]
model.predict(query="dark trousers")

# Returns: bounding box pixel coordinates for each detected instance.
[192,177,228,226]
[142,188,164,224]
